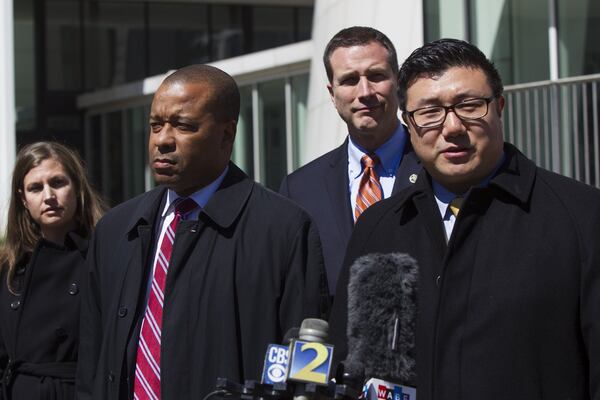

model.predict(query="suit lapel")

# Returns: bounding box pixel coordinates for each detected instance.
[409,174,447,259]
[323,141,353,241]
[392,139,422,195]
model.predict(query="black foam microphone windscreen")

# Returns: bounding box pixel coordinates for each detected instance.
[345,253,418,387]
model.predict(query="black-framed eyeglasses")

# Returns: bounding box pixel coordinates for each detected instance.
[404,96,496,128]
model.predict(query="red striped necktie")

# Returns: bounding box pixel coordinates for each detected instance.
[133,197,198,400]
[354,154,383,222]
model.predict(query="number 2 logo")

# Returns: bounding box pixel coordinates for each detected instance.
[287,341,333,384]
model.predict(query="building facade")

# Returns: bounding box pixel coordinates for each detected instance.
[3,0,600,214]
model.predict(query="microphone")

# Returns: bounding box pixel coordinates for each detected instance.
[216,320,343,400]
[298,319,328,342]
[261,327,299,385]
[284,319,336,400]
[283,327,300,344]
[286,319,334,385]
[344,253,419,399]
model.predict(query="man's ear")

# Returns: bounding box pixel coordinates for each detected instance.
[496,95,505,117]
[327,83,335,104]
[222,120,237,149]
[401,111,410,126]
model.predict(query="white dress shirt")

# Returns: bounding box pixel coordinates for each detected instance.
[347,122,408,222]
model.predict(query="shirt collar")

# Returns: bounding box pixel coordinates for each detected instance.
[432,152,506,218]
[160,165,229,218]
[347,121,407,179]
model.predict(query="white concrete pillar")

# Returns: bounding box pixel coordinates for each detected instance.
[0,0,16,235]
[303,0,424,164]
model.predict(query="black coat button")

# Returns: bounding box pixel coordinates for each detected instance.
[435,275,442,287]
[55,328,67,339]
[118,306,128,317]
[108,371,115,383]
[68,283,79,295]
[10,300,20,310]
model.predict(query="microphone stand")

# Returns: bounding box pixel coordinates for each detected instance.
[213,378,360,400]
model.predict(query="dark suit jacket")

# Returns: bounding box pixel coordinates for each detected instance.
[77,163,329,400]
[329,144,600,399]
[279,137,421,294]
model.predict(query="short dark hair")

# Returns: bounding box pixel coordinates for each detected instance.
[323,26,399,83]
[398,38,504,111]
[163,64,241,122]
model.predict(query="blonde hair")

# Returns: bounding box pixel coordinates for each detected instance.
[0,142,106,289]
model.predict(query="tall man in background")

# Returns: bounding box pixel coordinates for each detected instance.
[330,39,600,399]
[78,64,329,400]
[280,27,421,295]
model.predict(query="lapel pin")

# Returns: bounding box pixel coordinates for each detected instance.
[409,174,418,184]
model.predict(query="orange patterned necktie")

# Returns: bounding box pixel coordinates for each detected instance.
[354,154,383,222]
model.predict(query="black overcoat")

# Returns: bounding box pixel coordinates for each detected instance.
[77,163,329,400]
[0,234,88,400]
[330,144,600,399]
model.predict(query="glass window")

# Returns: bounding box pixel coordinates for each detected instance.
[424,0,550,85]
[233,86,255,178]
[147,3,210,75]
[252,6,294,52]
[86,114,103,191]
[105,110,125,205]
[124,106,149,198]
[470,0,549,84]
[211,5,245,60]
[557,0,600,77]
[86,107,148,204]
[296,8,313,41]
[258,79,286,190]
[424,0,467,41]
[14,0,36,132]
[46,0,82,91]
[84,1,146,90]
[291,74,308,169]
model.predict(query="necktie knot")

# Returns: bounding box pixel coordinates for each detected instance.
[355,153,383,222]
[174,197,198,217]
[449,196,464,217]
[361,153,380,169]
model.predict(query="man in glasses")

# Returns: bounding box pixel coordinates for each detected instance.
[329,39,600,399]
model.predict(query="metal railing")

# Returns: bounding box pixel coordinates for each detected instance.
[503,73,600,188]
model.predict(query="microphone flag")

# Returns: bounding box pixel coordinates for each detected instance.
[285,339,334,385]
[261,344,289,384]
[363,377,416,400]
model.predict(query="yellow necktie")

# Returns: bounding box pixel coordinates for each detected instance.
[449,196,464,217]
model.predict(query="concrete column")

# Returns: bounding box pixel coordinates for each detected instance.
[302,0,424,164]
[0,0,16,235]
